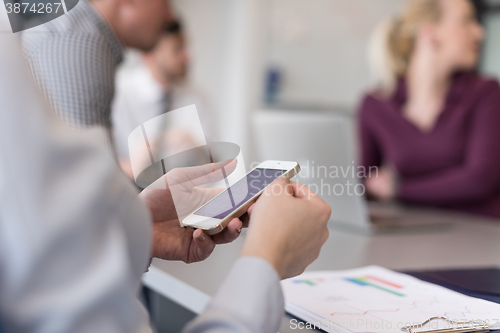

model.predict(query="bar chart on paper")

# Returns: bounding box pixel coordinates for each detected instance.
[282,266,500,333]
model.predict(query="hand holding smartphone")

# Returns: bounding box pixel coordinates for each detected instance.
[181,160,301,235]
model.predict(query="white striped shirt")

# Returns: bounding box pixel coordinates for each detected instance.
[22,0,123,130]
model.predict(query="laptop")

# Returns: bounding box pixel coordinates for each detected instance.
[253,109,451,233]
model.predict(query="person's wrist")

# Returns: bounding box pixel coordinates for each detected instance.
[240,241,288,279]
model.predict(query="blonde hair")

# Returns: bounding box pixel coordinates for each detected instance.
[369,0,443,96]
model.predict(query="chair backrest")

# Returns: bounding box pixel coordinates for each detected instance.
[253,109,371,229]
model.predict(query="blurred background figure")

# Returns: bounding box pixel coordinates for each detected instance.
[359,0,500,217]
[21,0,174,136]
[112,20,212,178]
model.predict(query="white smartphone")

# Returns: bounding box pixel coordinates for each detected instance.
[181,160,301,235]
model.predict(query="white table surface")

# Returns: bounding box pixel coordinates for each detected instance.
[143,209,500,332]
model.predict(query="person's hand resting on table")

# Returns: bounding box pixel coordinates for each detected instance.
[365,166,398,202]
[140,159,245,263]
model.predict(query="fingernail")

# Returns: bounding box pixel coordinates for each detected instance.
[196,230,206,242]
[237,228,242,234]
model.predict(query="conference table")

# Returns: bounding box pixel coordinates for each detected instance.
[143,205,500,332]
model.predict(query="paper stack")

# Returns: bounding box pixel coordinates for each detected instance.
[282,266,500,333]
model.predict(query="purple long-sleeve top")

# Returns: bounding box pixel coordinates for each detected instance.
[358,72,500,218]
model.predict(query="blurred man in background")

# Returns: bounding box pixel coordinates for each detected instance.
[112,20,212,178]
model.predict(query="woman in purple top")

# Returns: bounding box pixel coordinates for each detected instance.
[359,0,500,218]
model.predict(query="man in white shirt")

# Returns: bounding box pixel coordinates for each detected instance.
[112,20,211,178]
[0,12,331,333]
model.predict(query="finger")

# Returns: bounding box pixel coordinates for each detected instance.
[240,203,255,227]
[288,181,318,200]
[239,213,250,228]
[280,177,294,196]
[264,176,294,197]
[212,218,242,244]
[247,203,255,215]
[193,229,216,261]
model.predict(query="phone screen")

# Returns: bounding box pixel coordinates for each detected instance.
[194,168,285,219]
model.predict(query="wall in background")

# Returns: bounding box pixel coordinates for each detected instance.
[481,0,500,79]
[170,0,409,164]
[263,0,406,109]
[173,0,408,111]
[482,13,500,79]
[171,0,267,164]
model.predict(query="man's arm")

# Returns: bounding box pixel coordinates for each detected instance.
[23,34,117,129]
[182,257,284,333]
[0,19,152,333]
